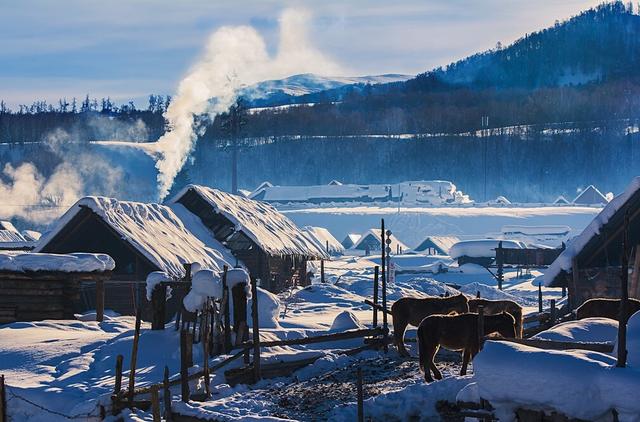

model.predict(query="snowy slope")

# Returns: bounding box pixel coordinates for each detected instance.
[241,73,412,104]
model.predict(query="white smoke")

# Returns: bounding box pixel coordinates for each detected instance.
[0,162,82,224]
[0,118,148,225]
[154,8,341,199]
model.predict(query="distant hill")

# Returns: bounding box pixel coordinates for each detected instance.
[241,73,412,107]
[229,2,640,136]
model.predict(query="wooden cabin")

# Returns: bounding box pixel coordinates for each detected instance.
[341,234,361,250]
[0,252,113,323]
[572,185,609,205]
[352,229,408,255]
[545,177,640,309]
[34,196,232,315]
[169,185,328,293]
[413,236,460,256]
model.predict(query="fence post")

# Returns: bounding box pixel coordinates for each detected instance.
[163,366,172,421]
[251,277,261,382]
[356,367,364,422]
[0,374,6,422]
[222,266,232,353]
[320,260,325,283]
[538,283,543,313]
[150,385,161,422]
[550,299,557,326]
[372,266,379,328]
[203,309,211,399]
[114,354,123,395]
[151,284,167,330]
[381,219,388,352]
[128,308,142,404]
[617,210,630,368]
[561,286,566,298]
[477,305,485,351]
[96,279,105,322]
[180,330,190,402]
[476,291,480,299]
[496,241,504,290]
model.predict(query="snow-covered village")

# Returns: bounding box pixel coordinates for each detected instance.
[2,1,640,421]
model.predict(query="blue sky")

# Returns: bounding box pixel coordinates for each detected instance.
[0,0,602,108]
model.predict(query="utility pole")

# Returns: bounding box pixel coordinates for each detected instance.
[222,100,247,194]
[482,115,489,202]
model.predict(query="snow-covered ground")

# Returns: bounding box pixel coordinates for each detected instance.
[282,205,600,248]
[0,250,567,421]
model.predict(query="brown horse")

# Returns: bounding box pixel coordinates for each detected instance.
[417,312,516,382]
[468,298,523,338]
[391,294,469,357]
[576,298,640,321]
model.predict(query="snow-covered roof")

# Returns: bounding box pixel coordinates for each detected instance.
[171,185,328,258]
[0,252,114,273]
[341,234,361,249]
[414,236,460,254]
[573,185,608,205]
[353,229,408,252]
[0,230,34,250]
[544,177,640,286]
[301,226,345,255]
[0,230,27,243]
[21,230,41,241]
[449,239,526,259]
[0,221,18,232]
[553,195,571,205]
[501,225,571,236]
[35,196,232,278]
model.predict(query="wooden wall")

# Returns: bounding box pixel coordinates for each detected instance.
[0,272,108,323]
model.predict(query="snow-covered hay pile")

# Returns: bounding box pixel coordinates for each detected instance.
[248,287,281,329]
[0,252,115,273]
[474,311,640,421]
[35,196,231,277]
[172,185,327,257]
[532,317,618,344]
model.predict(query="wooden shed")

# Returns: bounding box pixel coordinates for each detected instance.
[352,229,407,255]
[169,185,328,293]
[545,177,640,309]
[0,252,113,323]
[34,196,233,315]
[413,236,460,255]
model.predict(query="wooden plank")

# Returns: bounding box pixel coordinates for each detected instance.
[489,337,614,353]
[96,279,104,322]
[128,309,142,403]
[250,276,261,382]
[235,327,383,349]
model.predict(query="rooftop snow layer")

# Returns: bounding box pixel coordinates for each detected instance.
[0,230,27,243]
[353,228,408,252]
[302,226,345,255]
[414,236,460,254]
[0,252,114,273]
[449,239,526,259]
[544,177,640,286]
[35,196,232,277]
[171,185,328,258]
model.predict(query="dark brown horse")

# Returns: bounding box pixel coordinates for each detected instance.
[391,294,469,357]
[468,298,523,338]
[576,298,640,321]
[417,312,516,382]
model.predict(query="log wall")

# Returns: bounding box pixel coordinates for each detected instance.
[0,272,109,323]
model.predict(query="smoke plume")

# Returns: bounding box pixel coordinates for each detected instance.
[154,8,341,199]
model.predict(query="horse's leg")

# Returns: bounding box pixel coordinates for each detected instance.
[460,349,471,376]
[393,315,410,357]
[430,345,443,380]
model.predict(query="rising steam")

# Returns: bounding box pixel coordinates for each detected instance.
[154,9,341,199]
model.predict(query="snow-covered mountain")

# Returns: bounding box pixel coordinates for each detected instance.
[240,73,412,107]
